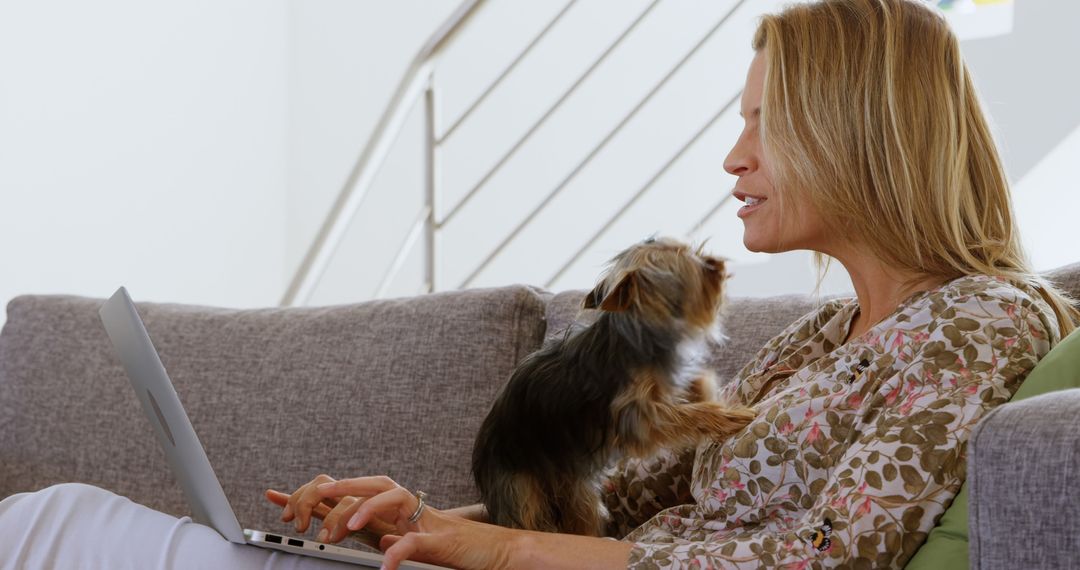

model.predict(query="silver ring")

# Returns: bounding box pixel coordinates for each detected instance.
[407,490,427,524]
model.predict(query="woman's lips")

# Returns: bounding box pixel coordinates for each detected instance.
[737,197,766,219]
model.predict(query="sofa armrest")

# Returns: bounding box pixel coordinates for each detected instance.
[967,388,1080,569]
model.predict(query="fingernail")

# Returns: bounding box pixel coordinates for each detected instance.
[317,528,328,543]
[282,504,292,521]
[316,482,333,492]
[347,512,362,529]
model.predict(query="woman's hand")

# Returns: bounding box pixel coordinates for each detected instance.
[270,475,632,569]
[265,474,396,548]
[316,476,517,570]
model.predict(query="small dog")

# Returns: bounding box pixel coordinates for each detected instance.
[472,236,758,536]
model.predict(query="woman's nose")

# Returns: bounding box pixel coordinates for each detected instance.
[723,134,756,177]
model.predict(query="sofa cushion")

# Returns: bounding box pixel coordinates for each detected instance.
[1046,261,1080,300]
[965,388,1080,569]
[0,285,548,535]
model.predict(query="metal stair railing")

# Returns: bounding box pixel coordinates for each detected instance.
[282,0,747,306]
[280,0,487,306]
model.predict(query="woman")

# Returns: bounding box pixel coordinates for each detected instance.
[3,0,1076,568]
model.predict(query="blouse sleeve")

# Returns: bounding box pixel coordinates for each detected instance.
[628,288,1053,568]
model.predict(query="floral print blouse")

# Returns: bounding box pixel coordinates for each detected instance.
[602,274,1060,569]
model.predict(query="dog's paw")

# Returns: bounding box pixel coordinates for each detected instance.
[696,402,757,436]
[685,372,718,403]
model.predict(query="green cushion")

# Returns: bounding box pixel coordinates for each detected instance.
[905,328,1080,569]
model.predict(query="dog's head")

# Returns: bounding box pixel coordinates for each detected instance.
[582,236,729,331]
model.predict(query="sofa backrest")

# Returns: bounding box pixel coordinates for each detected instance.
[1046,261,1080,319]
[0,285,548,535]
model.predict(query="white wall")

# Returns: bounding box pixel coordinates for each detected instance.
[957,0,1080,274]
[1014,124,1080,273]
[0,1,289,329]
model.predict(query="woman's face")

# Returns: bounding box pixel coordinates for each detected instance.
[724,51,830,255]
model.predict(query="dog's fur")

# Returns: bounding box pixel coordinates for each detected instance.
[471,236,758,536]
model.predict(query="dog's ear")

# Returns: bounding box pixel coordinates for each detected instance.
[702,256,729,279]
[702,256,725,273]
[592,272,639,312]
[582,284,603,309]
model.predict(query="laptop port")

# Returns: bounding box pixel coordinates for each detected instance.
[288,539,304,547]
[265,534,282,544]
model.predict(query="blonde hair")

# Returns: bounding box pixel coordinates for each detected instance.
[752,0,1079,337]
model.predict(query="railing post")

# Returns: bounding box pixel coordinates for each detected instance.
[279,0,485,307]
[424,77,441,294]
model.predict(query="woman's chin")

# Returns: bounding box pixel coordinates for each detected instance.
[742,236,796,255]
[742,235,777,254]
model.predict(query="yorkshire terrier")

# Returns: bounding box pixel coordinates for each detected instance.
[472,236,758,536]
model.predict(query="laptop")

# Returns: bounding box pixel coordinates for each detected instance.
[99,286,447,569]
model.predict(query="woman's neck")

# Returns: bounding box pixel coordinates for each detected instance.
[831,249,948,345]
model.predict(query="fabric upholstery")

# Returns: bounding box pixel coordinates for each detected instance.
[1046,261,1080,300]
[0,286,548,534]
[966,388,1080,570]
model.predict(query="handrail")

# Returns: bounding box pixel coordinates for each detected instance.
[687,195,733,242]
[439,0,663,230]
[375,205,432,298]
[543,89,742,288]
[438,0,579,145]
[280,0,487,307]
[457,0,749,289]
[284,0,757,305]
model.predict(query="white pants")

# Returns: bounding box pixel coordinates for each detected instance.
[0,483,358,569]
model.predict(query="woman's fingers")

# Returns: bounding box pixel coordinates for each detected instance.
[316,475,401,500]
[265,489,289,508]
[270,474,428,547]
[346,486,417,532]
[319,496,364,543]
[267,488,333,514]
[316,475,415,535]
[379,510,517,570]
[380,532,441,570]
[379,534,402,550]
[286,474,337,532]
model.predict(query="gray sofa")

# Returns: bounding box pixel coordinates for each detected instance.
[1,264,1078,568]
